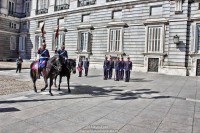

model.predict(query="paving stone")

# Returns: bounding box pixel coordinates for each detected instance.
[104,111,136,124]
[137,110,166,121]
[129,116,162,130]
[0,114,21,127]
[85,118,125,131]
[162,114,193,126]
[83,106,114,118]
[0,121,39,133]
[25,113,62,128]
[30,128,52,133]
[67,112,102,126]
[44,120,84,133]
[119,124,155,133]
[156,121,192,133]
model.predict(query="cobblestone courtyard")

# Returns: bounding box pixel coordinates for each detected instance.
[0,67,200,133]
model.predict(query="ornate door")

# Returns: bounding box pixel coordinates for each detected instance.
[148,58,159,72]
[196,59,200,76]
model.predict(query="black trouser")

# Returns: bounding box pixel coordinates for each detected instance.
[109,68,113,79]
[115,70,119,81]
[104,68,108,80]
[16,64,22,73]
[125,70,131,82]
[79,71,82,77]
[120,69,124,80]
[85,67,88,76]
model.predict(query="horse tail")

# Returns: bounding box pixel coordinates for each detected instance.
[30,61,35,81]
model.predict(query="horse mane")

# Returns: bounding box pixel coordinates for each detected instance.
[49,55,59,62]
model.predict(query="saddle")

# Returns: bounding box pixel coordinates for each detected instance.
[31,61,40,71]
[31,61,45,77]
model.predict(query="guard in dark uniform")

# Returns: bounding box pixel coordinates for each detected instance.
[84,58,90,76]
[124,57,132,82]
[16,56,23,73]
[56,44,68,59]
[38,42,50,78]
[56,44,68,65]
[77,58,83,77]
[114,57,120,81]
[103,56,109,80]
[108,56,114,79]
[119,57,125,80]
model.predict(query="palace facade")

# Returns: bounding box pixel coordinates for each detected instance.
[2,0,200,76]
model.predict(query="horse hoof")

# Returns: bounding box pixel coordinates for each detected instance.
[50,93,53,96]
[58,89,61,91]
[41,89,45,92]
[68,90,71,93]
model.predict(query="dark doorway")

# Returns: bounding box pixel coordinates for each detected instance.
[196,59,200,76]
[148,58,159,72]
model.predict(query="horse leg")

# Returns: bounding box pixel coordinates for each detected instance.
[58,75,62,91]
[41,77,48,92]
[33,79,37,93]
[49,77,53,96]
[54,75,57,88]
[67,75,71,93]
[30,69,37,93]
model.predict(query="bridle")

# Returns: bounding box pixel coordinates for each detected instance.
[47,57,62,72]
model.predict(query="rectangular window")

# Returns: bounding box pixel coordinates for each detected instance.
[58,18,64,26]
[112,10,122,20]
[19,36,26,51]
[109,29,121,52]
[35,35,42,52]
[56,0,66,5]
[147,26,162,53]
[53,33,65,50]
[197,25,200,53]
[78,0,96,7]
[24,0,30,16]
[39,0,48,9]
[82,14,90,22]
[38,21,44,28]
[10,22,19,29]
[36,0,48,14]
[175,0,182,12]
[55,0,69,11]
[10,36,16,50]
[80,32,89,52]
[78,32,90,52]
[150,5,162,16]
[8,1,15,14]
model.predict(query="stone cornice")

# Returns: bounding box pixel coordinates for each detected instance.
[0,13,21,21]
[107,21,128,28]
[24,0,171,21]
[143,18,169,25]
[53,27,67,32]
[77,24,94,30]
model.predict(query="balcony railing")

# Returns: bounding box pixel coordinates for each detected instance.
[55,4,69,11]
[78,0,96,7]
[36,8,48,15]
[8,11,27,18]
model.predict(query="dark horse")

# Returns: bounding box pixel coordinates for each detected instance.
[30,55,63,96]
[54,59,76,93]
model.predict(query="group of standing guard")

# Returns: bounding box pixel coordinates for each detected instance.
[103,56,132,82]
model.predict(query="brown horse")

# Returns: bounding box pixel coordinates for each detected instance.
[30,55,63,96]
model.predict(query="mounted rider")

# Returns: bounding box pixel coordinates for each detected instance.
[38,42,50,78]
[55,44,68,65]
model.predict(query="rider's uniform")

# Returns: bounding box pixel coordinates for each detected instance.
[38,48,50,69]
